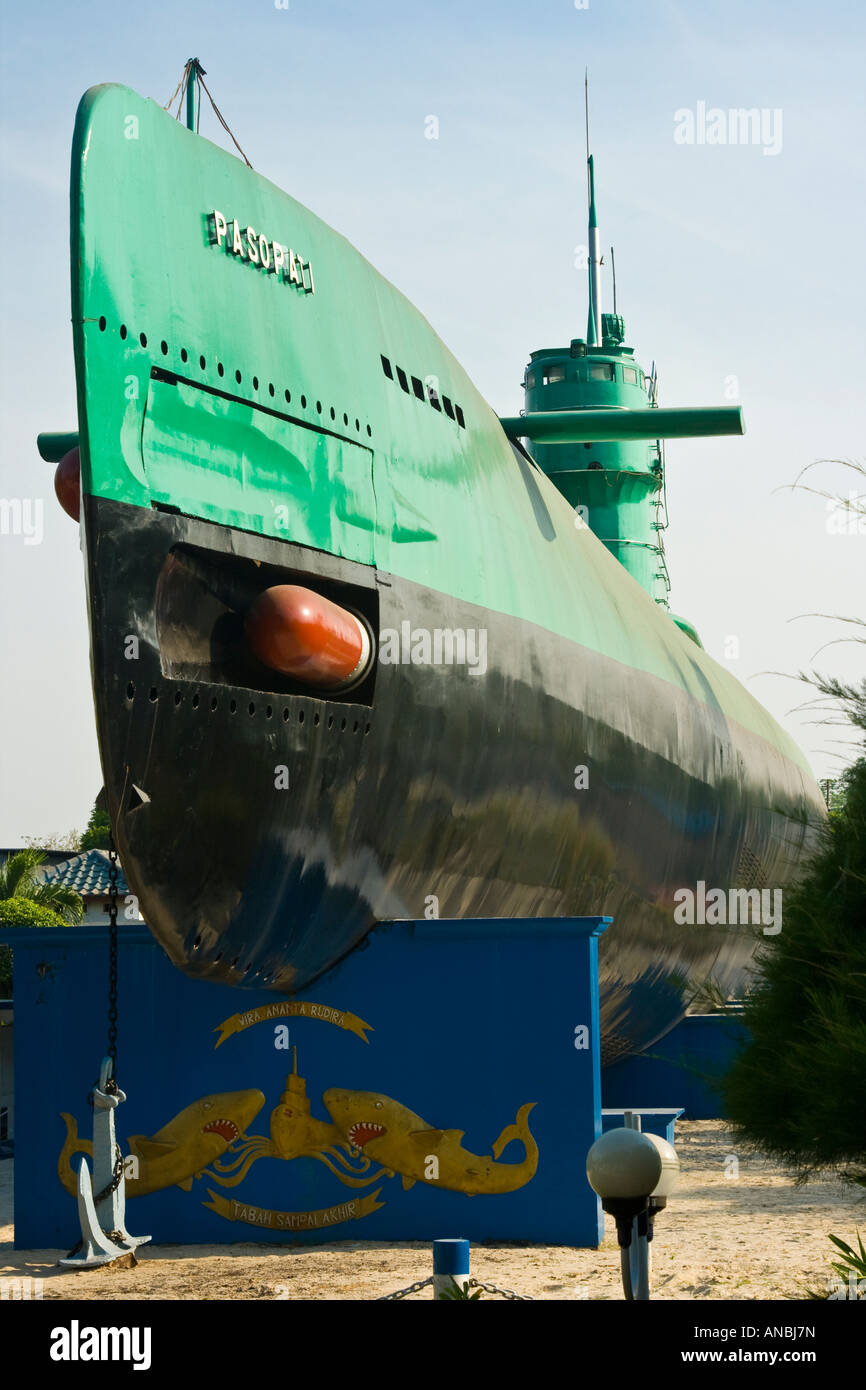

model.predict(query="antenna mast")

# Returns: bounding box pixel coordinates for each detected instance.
[584,72,602,348]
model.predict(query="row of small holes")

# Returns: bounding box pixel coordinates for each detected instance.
[203,942,271,980]
[98,317,373,438]
[380,353,465,428]
[130,682,370,734]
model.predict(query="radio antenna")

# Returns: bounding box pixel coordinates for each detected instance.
[584,72,602,346]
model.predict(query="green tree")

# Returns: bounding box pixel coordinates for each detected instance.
[0,849,85,925]
[22,829,81,853]
[0,900,67,926]
[722,740,866,1175]
[80,800,111,851]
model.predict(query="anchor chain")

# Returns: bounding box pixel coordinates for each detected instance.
[377,1275,533,1300]
[377,1277,434,1300]
[94,1145,125,1204]
[106,841,119,1090]
[465,1278,533,1300]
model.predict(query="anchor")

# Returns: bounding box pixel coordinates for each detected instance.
[60,838,150,1267]
[59,1056,151,1268]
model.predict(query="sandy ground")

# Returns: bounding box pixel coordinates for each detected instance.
[1,1122,862,1300]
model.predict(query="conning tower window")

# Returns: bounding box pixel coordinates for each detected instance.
[622,367,638,384]
[542,364,566,385]
[589,363,615,381]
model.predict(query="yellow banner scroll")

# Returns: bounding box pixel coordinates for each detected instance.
[213,1000,372,1049]
[203,1188,385,1230]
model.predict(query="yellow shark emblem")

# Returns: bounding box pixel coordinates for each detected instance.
[58,1089,265,1197]
[323,1089,538,1195]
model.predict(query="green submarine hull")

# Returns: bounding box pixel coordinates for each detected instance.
[65,84,823,1061]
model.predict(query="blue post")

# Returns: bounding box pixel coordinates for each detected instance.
[433,1238,470,1299]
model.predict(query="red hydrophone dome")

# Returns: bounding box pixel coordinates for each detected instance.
[245,584,372,689]
[54,448,81,521]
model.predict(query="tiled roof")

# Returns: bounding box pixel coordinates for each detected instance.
[38,850,130,897]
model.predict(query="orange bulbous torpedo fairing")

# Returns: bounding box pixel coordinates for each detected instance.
[245,585,373,690]
[54,447,81,521]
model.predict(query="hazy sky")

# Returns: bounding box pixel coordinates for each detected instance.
[0,0,863,842]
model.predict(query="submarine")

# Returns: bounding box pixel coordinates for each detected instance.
[39,68,825,1063]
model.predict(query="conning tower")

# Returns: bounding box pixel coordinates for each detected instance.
[521,100,671,609]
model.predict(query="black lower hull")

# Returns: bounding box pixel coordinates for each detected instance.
[86,496,821,1062]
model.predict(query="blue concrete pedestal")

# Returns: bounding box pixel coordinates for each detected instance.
[9,915,610,1248]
